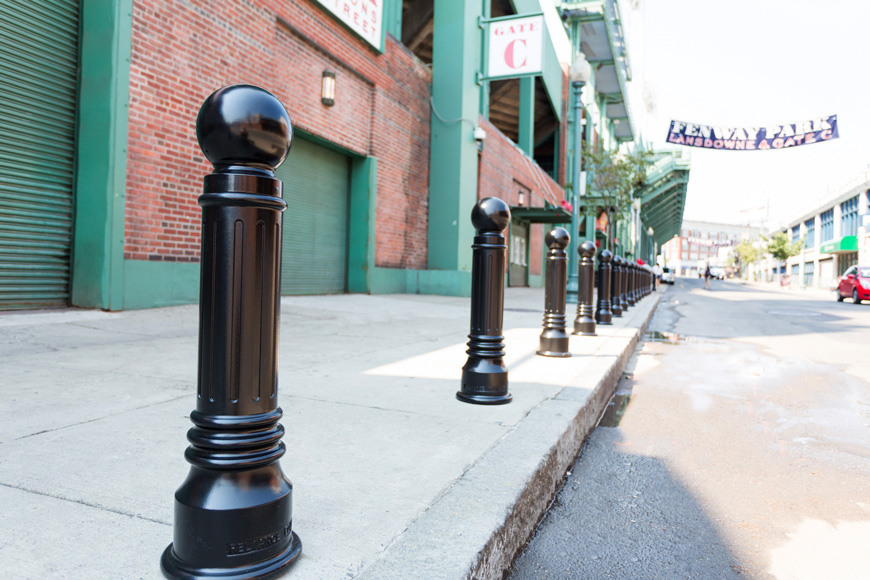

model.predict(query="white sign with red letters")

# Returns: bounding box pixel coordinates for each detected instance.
[315,0,383,50]
[487,14,544,79]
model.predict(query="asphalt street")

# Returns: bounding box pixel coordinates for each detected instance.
[508,277,870,580]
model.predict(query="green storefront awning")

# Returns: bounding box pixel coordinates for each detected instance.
[510,206,572,223]
[820,235,858,254]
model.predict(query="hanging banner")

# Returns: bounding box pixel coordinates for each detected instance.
[666,115,839,151]
[484,13,545,80]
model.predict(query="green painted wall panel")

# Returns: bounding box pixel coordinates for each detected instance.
[348,156,377,293]
[122,260,200,310]
[71,0,133,310]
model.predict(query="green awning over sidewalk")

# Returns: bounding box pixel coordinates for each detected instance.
[820,235,858,254]
[510,205,572,224]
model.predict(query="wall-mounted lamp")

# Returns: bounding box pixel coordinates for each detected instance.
[321,70,335,106]
[473,126,486,152]
[518,191,526,207]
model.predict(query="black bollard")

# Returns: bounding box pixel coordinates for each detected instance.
[610,256,623,318]
[537,227,571,357]
[620,258,630,312]
[595,249,613,325]
[161,85,302,580]
[572,240,597,336]
[458,197,512,405]
[627,261,637,306]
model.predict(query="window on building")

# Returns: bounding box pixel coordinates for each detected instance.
[841,196,859,237]
[682,239,688,250]
[820,208,834,242]
[791,225,800,244]
[804,218,815,248]
[791,264,799,277]
[804,261,814,286]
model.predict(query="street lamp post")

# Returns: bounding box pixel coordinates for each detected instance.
[566,53,591,304]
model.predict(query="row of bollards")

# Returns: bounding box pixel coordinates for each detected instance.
[162,85,656,579]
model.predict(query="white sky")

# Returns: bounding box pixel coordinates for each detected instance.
[626,0,870,228]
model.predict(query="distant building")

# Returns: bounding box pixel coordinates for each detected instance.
[756,172,870,289]
[661,220,763,277]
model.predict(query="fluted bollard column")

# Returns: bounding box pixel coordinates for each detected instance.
[572,241,597,336]
[610,256,623,318]
[627,261,637,306]
[458,197,512,405]
[595,249,613,325]
[161,85,302,580]
[537,227,571,357]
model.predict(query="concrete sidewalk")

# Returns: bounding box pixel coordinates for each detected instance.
[0,287,662,580]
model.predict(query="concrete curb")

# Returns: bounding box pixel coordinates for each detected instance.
[356,291,663,580]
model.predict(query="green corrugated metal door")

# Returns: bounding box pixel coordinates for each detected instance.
[0,0,79,309]
[276,138,350,295]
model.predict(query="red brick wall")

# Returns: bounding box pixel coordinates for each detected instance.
[125,0,431,269]
[477,116,567,278]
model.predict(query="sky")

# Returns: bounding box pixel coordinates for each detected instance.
[624,0,870,228]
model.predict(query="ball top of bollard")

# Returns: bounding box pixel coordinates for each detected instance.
[196,85,293,171]
[598,249,612,263]
[544,227,570,250]
[578,240,596,258]
[471,197,511,232]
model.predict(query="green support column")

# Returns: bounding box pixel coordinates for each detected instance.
[384,0,402,40]
[584,212,596,250]
[71,0,134,310]
[518,76,535,156]
[427,0,482,278]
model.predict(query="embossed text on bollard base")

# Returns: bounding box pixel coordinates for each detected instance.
[458,197,512,405]
[161,85,301,580]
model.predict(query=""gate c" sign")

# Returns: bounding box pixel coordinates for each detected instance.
[487,14,544,79]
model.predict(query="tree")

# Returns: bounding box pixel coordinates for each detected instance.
[766,231,803,261]
[584,145,653,252]
[733,239,761,277]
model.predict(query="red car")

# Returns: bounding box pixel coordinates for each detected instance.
[837,265,870,304]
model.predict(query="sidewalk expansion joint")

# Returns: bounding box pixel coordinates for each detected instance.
[12,395,189,441]
[0,482,171,526]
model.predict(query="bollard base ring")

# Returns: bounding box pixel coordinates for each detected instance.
[161,532,301,580]
[456,391,513,405]
[536,349,572,358]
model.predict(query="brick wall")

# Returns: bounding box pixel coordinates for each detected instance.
[125,0,431,269]
[478,116,567,277]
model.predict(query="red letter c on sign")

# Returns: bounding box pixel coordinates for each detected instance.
[504,39,527,69]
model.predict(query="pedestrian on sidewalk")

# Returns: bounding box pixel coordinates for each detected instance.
[704,265,712,289]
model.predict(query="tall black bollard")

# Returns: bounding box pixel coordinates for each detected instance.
[627,261,637,306]
[620,258,630,312]
[537,227,571,357]
[610,256,623,318]
[458,197,512,405]
[595,249,613,325]
[572,241,597,336]
[161,85,302,580]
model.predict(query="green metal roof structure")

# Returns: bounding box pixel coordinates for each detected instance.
[636,150,691,247]
[562,0,634,142]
